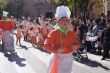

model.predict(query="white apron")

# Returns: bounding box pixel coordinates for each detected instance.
[48,53,73,73]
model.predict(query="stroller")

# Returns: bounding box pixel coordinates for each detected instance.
[73,39,88,62]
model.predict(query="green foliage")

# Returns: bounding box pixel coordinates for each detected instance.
[47,0,102,18]
[47,0,75,11]
[0,0,7,11]
[47,0,101,10]
[0,0,7,18]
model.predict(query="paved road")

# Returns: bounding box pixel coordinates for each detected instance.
[0,35,110,73]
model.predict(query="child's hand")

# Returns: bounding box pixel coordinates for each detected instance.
[72,45,77,52]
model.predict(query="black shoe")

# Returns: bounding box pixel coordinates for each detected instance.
[101,57,106,60]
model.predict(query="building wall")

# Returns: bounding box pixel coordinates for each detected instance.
[92,1,104,18]
[107,0,110,11]
[23,0,56,18]
[9,0,110,18]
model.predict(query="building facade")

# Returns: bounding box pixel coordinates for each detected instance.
[8,0,110,18]
[23,0,56,18]
[8,0,56,18]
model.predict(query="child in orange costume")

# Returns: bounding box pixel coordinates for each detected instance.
[44,5,80,73]
[41,18,48,39]
[44,28,79,54]
[36,30,44,47]
[28,27,38,43]
[16,26,23,45]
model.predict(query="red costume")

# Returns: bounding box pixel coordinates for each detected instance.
[44,29,80,54]
[0,21,14,31]
[0,20,14,41]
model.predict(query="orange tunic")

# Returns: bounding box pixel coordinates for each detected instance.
[44,29,80,54]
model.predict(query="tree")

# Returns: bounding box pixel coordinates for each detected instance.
[47,0,75,11]
[86,0,102,18]
[0,0,7,11]
[47,0,103,18]
[0,0,7,18]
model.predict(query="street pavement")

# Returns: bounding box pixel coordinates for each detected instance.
[0,34,110,73]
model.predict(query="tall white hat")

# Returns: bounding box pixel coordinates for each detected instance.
[55,5,71,20]
[3,11,9,17]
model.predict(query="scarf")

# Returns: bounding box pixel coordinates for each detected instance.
[58,26,69,36]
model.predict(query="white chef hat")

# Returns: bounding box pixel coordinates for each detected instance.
[3,11,9,17]
[55,5,71,20]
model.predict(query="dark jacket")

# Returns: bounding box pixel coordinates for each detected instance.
[101,28,110,44]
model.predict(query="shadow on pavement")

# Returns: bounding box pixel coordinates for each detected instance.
[16,44,29,50]
[32,44,50,54]
[19,44,28,50]
[7,54,26,67]
[0,44,26,67]
[79,59,110,71]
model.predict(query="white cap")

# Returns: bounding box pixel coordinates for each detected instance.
[55,5,71,20]
[3,11,9,17]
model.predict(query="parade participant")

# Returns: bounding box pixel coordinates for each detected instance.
[28,27,37,44]
[47,19,54,33]
[16,26,23,45]
[27,17,34,29]
[36,29,44,47]
[0,20,3,42]
[21,17,28,41]
[101,19,110,60]
[40,16,48,39]
[44,6,80,73]
[0,11,16,55]
[0,29,3,42]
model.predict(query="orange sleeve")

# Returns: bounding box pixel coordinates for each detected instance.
[44,30,58,54]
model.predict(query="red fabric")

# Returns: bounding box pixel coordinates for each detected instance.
[0,21,14,31]
[44,29,80,54]
[41,26,48,37]
[16,29,23,39]
[30,36,36,42]
[28,31,37,42]
[49,56,58,73]
[0,29,3,41]
[0,20,3,29]
[38,38,44,46]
